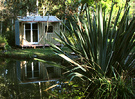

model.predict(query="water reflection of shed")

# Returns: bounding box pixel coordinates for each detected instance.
[16,61,61,83]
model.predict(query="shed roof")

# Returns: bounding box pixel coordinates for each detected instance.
[17,16,61,22]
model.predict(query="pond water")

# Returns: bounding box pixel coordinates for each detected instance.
[0,58,63,98]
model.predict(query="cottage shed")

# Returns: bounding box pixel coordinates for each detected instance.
[15,16,61,47]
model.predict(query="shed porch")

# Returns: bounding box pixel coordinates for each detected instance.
[19,43,61,49]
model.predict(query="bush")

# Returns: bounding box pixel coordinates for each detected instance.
[88,75,135,98]
[49,2,135,99]
[4,31,15,47]
[0,35,11,50]
[0,35,7,44]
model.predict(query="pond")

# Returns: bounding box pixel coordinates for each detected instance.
[0,58,64,98]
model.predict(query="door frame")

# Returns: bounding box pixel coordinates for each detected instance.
[24,22,39,45]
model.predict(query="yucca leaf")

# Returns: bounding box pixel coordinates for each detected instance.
[46,40,65,54]
[68,72,92,82]
[58,54,86,72]
[54,31,81,55]
[34,58,66,69]
[106,3,114,34]
[52,37,65,44]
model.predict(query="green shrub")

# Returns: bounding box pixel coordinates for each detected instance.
[0,35,6,44]
[0,35,11,50]
[88,75,135,99]
[48,2,135,98]
[4,31,15,47]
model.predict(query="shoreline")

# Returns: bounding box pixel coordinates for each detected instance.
[0,48,62,62]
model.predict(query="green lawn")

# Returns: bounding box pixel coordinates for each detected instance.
[10,48,54,56]
[0,47,72,61]
[0,47,54,59]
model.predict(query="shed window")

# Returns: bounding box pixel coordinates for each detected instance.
[24,23,38,43]
[45,26,53,33]
[25,23,31,29]
[47,67,54,73]
[25,61,40,79]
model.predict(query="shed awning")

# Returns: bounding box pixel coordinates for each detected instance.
[17,16,61,22]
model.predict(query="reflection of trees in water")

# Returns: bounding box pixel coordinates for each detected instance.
[0,77,45,98]
[0,76,61,98]
[0,60,41,98]
[0,59,19,98]
[0,77,18,98]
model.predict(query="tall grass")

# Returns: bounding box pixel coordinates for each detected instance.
[49,2,135,98]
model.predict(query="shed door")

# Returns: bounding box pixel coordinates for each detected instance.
[24,23,39,44]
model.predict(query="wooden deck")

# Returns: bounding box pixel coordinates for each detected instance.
[19,44,61,49]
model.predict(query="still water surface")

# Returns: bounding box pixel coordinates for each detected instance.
[0,58,62,98]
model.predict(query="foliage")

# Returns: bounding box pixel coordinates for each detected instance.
[0,0,37,46]
[49,2,135,98]
[1,0,36,17]
[87,75,135,98]
[46,80,85,99]
[0,34,11,50]
[3,30,15,46]
[0,35,6,43]
[80,0,135,22]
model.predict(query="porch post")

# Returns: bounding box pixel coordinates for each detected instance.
[31,23,33,43]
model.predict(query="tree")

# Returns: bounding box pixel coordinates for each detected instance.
[0,0,37,46]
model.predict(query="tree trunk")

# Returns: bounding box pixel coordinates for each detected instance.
[36,0,39,16]
[12,19,14,31]
[0,21,2,34]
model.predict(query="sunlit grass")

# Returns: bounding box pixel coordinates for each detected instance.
[0,48,54,58]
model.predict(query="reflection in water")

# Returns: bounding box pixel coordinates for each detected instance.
[18,61,61,83]
[0,58,62,98]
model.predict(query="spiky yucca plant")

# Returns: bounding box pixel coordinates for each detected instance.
[49,2,135,98]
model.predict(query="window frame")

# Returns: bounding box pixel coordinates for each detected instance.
[24,22,39,45]
[24,61,40,79]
